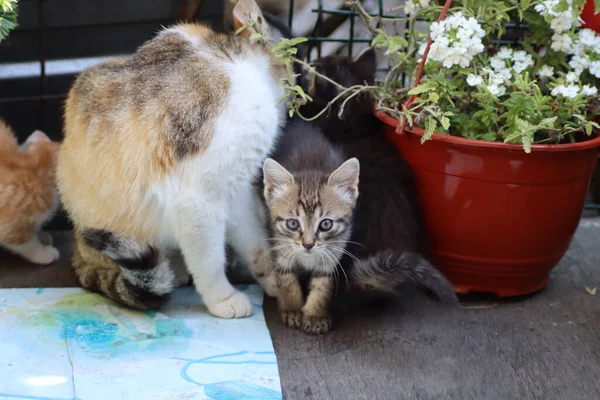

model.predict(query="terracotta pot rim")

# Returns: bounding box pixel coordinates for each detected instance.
[375,110,600,152]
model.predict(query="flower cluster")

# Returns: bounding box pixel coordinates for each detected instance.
[534,0,581,34]
[427,12,485,68]
[566,28,600,78]
[403,0,430,15]
[467,68,508,97]
[489,47,535,80]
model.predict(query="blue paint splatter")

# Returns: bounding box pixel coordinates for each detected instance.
[61,319,118,345]
[204,380,281,400]
[175,351,281,400]
[36,288,44,295]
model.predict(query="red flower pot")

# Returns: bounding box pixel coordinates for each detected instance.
[582,0,600,33]
[376,111,600,296]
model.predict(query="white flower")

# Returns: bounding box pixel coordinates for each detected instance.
[590,61,600,78]
[427,12,485,68]
[565,71,579,83]
[466,74,484,86]
[578,29,597,47]
[429,21,446,40]
[569,53,590,74]
[550,11,573,33]
[496,67,512,81]
[513,61,532,74]
[551,84,580,98]
[537,65,555,78]
[551,33,573,52]
[490,56,506,71]
[581,85,598,96]
[497,47,513,59]
[487,84,506,97]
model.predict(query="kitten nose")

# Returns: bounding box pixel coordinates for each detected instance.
[302,242,314,251]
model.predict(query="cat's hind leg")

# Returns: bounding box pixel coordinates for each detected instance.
[175,200,252,319]
[226,184,279,298]
[79,229,174,309]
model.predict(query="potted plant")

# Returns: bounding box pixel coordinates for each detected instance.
[341,0,600,296]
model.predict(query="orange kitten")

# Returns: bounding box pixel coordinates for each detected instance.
[0,120,60,264]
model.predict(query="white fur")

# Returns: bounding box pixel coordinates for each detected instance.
[147,40,285,318]
[4,236,59,265]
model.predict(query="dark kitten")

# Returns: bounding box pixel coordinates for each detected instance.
[299,49,458,305]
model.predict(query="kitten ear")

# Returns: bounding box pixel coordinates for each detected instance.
[328,158,360,204]
[352,47,377,83]
[263,158,294,201]
[233,0,273,44]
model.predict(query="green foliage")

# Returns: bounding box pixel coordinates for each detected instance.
[0,0,18,42]
[272,37,312,117]
[367,0,600,152]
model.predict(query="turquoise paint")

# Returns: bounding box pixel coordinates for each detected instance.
[204,380,282,400]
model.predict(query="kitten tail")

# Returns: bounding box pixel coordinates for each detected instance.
[350,250,458,304]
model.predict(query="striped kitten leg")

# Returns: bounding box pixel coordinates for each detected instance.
[175,201,252,319]
[276,272,305,329]
[302,275,334,335]
[227,184,279,297]
[81,229,175,309]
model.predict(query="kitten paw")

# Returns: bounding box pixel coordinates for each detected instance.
[206,291,253,319]
[28,246,60,265]
[302,315,332,335]
[281,310,302,329]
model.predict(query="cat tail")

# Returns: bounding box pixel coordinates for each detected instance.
[349,250,458,304]
[72,230,173,310]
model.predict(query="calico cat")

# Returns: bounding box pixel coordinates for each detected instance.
[0,120,60,264]
[57,0,283,317]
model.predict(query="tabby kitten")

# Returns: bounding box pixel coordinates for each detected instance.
[262,119,456,335]
[0,120,60,264]
[57,0,283,317]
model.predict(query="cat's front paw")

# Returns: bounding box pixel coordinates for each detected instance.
[302,314,332,335]
[27,246,60,265]
[206,291,253,319]
[281,310,302,329]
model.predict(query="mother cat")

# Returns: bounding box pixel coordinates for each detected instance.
[57,0,282,318]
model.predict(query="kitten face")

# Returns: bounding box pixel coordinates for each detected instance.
[263,158,359,274]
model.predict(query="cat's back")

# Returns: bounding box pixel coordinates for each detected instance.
[58,23,285,240]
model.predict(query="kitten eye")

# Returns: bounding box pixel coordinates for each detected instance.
[319,219,333,232]
[286,219,300,231]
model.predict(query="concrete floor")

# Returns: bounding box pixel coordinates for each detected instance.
[1,219,599,399]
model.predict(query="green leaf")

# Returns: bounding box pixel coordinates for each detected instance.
[422,117,437,143]
[408,85,433,95]
[596,0,600,14]
[586,123,592,136]
[555,0,569,12]
[441,116,450,130]
[522,135,533,154]
[429,92,440,103]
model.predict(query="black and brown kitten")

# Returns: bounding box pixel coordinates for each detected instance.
[259,50,457,335]
[257,19,456,334]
